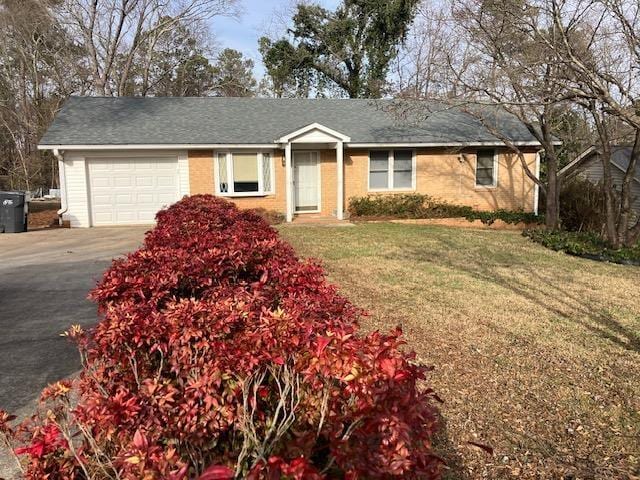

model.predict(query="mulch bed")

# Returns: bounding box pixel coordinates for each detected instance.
[27,201,61,230]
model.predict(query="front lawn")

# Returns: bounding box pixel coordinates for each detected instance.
[280,223,640,480]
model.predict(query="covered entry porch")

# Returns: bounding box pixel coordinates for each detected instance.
[276,123,350,222]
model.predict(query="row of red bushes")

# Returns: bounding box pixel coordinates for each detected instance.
[0,195,442,479]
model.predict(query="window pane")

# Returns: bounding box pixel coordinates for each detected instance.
[394,159,413,172]
[369,151,389,189]
[476,150,495,186]
[370,151,390,171]
[393,150,412,171]
[262,153,272,193]
[394,170,412,189]
[477,154,494,169]
[233,153,259,192]
[476,169,494,186]
[370,171,389,189]
[217,153,228,193]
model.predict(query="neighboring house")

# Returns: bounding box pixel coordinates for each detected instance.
[559,146,640,218]
[38,97,543,227]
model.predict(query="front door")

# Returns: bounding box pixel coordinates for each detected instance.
[293,151,320,213]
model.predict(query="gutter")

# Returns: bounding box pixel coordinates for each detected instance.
[53,148,68,224]
[37,140,553,151]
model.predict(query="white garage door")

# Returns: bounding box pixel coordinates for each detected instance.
[88,157,179,226]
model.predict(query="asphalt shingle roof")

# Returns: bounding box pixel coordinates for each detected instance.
[39,96,539,146]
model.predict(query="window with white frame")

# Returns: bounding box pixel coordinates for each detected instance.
[475,149,497,187]
[368,150,414,190]
[217,152,273,195]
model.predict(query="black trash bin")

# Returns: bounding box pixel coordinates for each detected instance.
[0,191,28,233]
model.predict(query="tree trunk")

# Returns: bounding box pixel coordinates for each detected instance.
[601,147,620,248]
[618,129,640,246]
[540,120,561,230]
[591,107,620,247]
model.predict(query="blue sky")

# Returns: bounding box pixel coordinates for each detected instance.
[211,0,341,77]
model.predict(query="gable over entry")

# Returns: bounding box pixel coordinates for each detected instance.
[276,123,351,222]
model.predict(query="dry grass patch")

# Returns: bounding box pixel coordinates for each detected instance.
[279,223,640,480]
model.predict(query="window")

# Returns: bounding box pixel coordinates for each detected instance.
[368,150,415,190]
[369,151,390,189]
[217,152,274,196]
[393,150,413,189]
[475,149,497,187]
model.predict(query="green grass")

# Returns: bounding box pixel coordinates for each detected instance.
[279,223,640,480]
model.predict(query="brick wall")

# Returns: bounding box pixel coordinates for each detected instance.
[320,149,337,216]
[188,150,215,194]
[189,147,538,218]
[344,148,537,212]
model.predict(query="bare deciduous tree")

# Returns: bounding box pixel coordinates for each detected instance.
[391,1,470,99]
[56,0,238,96]
[0,0,238,191]
[541,0,640,246]
[445,0,576,229]
[0,0,78,190]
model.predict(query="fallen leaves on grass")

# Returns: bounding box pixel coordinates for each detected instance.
[280,223,640,480]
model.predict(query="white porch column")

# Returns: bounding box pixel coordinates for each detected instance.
[285,142,293,222]
[336,141,344,220]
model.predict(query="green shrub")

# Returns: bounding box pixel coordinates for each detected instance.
[559,178,607,233]
[348,194,542,225]
[465,209,541,225]
[348,194,429,218]
[523,229,640,264]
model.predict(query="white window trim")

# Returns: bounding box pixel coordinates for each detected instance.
[215,150,275,197]
[367,149,417,192]
[474,149,499,189]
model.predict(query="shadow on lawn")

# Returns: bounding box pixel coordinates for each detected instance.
[382,234,640,478]
[394,238,640,354]
[433,413,472,480]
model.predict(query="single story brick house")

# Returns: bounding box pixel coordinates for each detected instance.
[38,97,542,227]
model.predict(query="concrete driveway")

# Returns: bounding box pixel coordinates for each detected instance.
[0,227,147,414]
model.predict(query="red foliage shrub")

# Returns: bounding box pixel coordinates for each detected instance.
[3,195,442,479]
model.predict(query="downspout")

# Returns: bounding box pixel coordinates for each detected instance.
[53,148,68,225]
[533,151,541,216]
